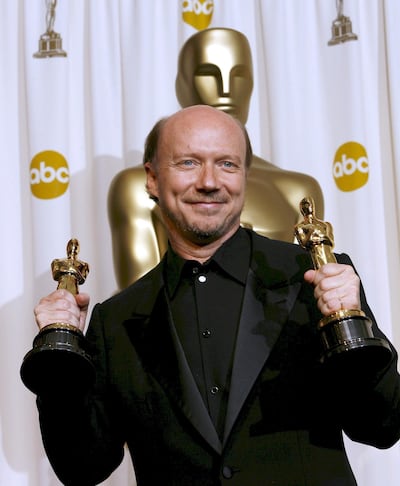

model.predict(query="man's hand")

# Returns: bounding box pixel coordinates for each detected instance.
[34,290,90,333]
[304,263,361,316]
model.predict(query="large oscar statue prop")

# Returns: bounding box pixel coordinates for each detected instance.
[21,239,95,394]
[295,197,392,369]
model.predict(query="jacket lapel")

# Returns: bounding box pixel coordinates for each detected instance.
[125,269,222,454]
[223,240,305,445]
[167,306,222,453]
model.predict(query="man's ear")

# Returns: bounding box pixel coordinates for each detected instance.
[144,161,159,201]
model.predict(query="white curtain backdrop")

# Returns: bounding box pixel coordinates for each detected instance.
[1,1,399,485]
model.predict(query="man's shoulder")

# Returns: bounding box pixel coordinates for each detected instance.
[99,260,164,313]
[247,229,312,280]
[249,228,303,254]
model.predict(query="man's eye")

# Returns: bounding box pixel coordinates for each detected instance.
[182,160,194,166]
[220,161,237,169]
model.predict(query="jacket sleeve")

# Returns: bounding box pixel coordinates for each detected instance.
[36,303,125,486]
[330,253,400,449]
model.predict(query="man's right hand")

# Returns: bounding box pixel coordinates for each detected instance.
[34,290,90,333]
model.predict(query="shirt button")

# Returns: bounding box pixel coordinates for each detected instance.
[210,386,219,395]
[198,275,207,283]
[192,267,199,274]
[202,329,211,338]
[222,465,234,479]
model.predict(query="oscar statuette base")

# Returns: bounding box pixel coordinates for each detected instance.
[318,309,392,372]
[20,323,95,395]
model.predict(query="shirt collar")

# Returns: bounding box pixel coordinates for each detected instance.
[165,227,251,297]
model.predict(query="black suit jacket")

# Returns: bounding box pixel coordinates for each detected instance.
[38,229,400,486]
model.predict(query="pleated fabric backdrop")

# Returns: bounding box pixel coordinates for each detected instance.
[1,1,400,484]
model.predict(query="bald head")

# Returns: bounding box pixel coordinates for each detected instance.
[144,105,253,171]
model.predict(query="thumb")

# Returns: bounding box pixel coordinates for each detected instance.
[304,269,317,285]
[75,292,90,330]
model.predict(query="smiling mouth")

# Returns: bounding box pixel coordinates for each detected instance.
[188,201,225,213]
[190,199,226,205]
[193,201,222,207]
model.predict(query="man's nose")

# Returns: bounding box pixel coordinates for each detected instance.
[197,164,220,190]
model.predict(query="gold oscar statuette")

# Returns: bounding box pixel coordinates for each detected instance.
[294,197,392,368]
[20,239,95,394]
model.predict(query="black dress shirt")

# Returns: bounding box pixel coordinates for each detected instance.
[165,227,251,437]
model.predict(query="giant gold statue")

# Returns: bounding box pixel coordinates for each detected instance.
[108,28,324,289]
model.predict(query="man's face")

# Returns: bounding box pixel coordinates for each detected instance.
[145,106,247,246]
[176,29,254,124]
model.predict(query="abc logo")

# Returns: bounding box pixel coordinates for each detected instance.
[30,150,70,199]
[332,141,369,192]
[182,0,214,30]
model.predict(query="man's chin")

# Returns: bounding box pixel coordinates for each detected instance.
[187,228,220,243]
[180,224,222,244]
[165,210,241,244]
[183,221,239,245]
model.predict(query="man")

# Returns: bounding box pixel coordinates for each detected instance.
[108,28,324,289]
[34,106,400,485]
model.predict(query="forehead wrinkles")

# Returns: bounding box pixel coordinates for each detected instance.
[159,112,246,161]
